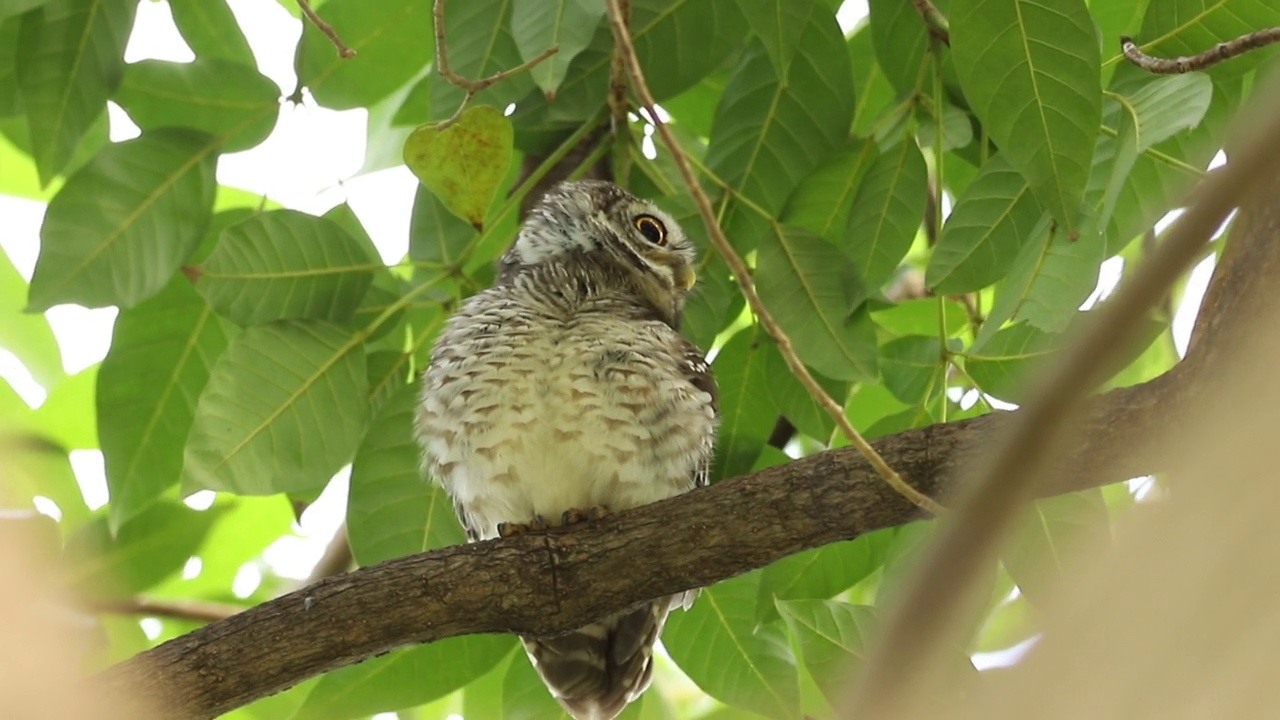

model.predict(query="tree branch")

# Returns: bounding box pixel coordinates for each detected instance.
[1120,28,1280,74]
[99,372,1177,720]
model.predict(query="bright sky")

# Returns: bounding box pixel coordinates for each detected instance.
[0,0,1219,639]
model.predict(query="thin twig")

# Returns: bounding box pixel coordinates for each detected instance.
[851,72,1280,717]
[910,0,950,45]
[302,522,353,585]
[604,0,943,515]
[297,0,355,58]
[433,0,558,128]
[1120,28,1280,74]
[93,597,243,624]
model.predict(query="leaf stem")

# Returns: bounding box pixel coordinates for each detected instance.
[604,0,943,515]
[432,0,558,128]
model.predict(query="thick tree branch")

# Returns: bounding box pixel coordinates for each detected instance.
[99,372,1176,720]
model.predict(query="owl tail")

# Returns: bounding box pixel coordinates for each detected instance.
[523,592,691,720]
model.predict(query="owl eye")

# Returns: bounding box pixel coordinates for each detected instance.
[633,214,667,246]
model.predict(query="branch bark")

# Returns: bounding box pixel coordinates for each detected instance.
[99,372,1176,720]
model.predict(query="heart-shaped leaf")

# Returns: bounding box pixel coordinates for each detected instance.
[403,105,513,230]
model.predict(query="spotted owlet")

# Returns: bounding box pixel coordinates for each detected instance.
[415,180,719,719]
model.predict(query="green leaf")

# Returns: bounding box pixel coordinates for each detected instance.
[710,328,775,482]
[511,0,606,97]
[735,0,812,75]
[196,209,377,326]
[16,0,135,184]
[1133,0,1280,80]
[966,322,1060,402]
[1115,73,1213,152]
[755,225,877,382]
[27,128,218,311]
[182,319,369,495]
[781,140,878,245]
[761,340,847,441]
[0,436,89,527]
[404,105,514,230]
[776,600,877,707]
[98,279,230,531]
[511,0,747,132]
[706,5,853,238]
[664,572,801,719]
[918,103,974,152]
[847,21,896,138]
[153,495,291,600]
[502,646,568,719]
[681,252,736,352]
[295,0,435,110]
[845,137,927,289]
[1082,73,1214,245]
[63,501,219,599]
[871,298,969,338]
[0,245,63,387]
[293,636,515,720]
[951,0,1101,231]
[757,528,895,623]
[348,381,466,566]
[168,0,256,66]
[927,154,1047,294]
[982,218,1106,336]
[868,0,945,93]
[0,16,22,117]
[29,364,96,449]
[0,0,50,22]
[1004,489,1108,604]
[879,336,943,405]
[114,59,280,153]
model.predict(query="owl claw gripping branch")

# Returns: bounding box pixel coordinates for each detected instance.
[416,181,719,720]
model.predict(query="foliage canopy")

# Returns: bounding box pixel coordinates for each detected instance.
[2,0,1277,717]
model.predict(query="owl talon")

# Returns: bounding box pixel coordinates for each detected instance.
[498,515,548,537]
[560,505,611,527]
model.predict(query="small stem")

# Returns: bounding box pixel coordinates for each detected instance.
[1120,28,1280,74]
[92,597,243,624]
[910,0,950,45]
[297,0,355,58]
[433,0,558,128]
[604,0,943,515]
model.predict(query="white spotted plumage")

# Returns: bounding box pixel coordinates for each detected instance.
[415,180,718,720]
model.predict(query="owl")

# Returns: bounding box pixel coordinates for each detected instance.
[415,180,719,719]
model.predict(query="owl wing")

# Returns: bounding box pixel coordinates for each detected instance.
[678,336,718,489]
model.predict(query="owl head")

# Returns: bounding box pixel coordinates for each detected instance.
[504,181,698,325]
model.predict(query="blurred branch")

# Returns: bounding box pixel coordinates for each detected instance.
[304,522,354,584]
[852,73,1280,717]
[93,598,242,625]
[433,0,558,128]
[604,0,944,515]
[607,0,632,126]
[99,371,1178,720]
[1120,28,1280,74]
[297,0,355,58]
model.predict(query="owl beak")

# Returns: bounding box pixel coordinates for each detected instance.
[673,263,697,291]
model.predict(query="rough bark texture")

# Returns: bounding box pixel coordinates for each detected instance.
[99,373,1177,720]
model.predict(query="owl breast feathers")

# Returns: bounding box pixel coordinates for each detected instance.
[416,180,719,719]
